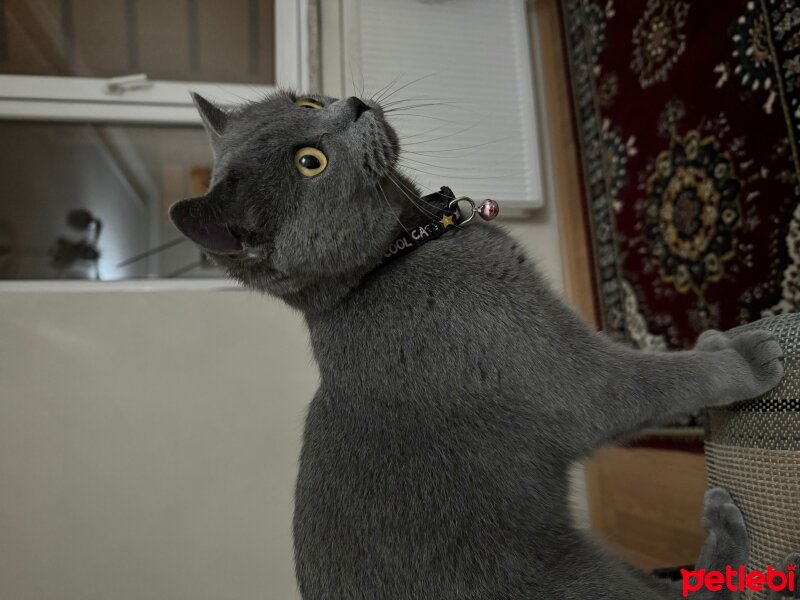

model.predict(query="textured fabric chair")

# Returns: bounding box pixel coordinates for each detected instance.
[705,313,800,599]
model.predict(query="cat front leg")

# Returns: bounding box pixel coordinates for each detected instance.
[581,328,784,450]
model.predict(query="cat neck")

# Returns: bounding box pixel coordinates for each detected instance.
[283,270,369,315]
[282,178,448,316]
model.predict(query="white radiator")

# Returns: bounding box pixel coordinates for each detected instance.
[342,0,545,212]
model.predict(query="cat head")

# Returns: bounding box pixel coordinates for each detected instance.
[169,90,422,311]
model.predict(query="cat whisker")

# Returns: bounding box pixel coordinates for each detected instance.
[403,138,505,154]
[396,161,508,180]
[371,75,404,104]
[402,173,440,195]
[400,123,480,146]
[386,172,440,208]
[401,138,507,161]
[345,42,364,98]
[398,155,476,171]
[385,113,461,124]
[380,95,462,108]
[402,144,499,160]
[378,69,445,105]
[116,236,188,268]
[402,151,476,160]
[385,172,439,219]
[382,97,464,109]
[396,122,452,141]
[377,181,411,237]
[402,150,484,161]
[384,102,470,115]
[370,78,395,103]
[357,58,366,99]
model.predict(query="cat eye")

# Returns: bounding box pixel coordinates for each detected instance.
[295,98,323,110]
[294,147,328,177]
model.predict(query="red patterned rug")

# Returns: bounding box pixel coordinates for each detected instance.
[562,0,800,349]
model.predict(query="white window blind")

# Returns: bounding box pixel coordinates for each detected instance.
[345,0,544,211]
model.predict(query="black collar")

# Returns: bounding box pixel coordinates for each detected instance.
[380,186,465,265]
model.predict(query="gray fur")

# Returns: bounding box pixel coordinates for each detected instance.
[170,91,784,599]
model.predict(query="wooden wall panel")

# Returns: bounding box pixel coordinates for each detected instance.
[531,0,597,327]
[585,447,708,570]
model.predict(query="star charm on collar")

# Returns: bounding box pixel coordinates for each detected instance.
[439,214,455,228]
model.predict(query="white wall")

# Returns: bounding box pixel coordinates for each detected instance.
[0,287,315,600]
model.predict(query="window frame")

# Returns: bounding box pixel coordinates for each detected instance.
[0,0,309,124]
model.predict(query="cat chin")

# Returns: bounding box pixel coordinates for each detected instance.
[239,277,306,300]
[223,262,299,294]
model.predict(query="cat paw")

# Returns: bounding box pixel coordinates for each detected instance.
[702,488,745,538]
[695,329,731,352]
[701,488,748,570]
[696,329,785,401]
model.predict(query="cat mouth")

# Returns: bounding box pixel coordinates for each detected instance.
[183,224,260,263]
[213,247,261,261]
[169,198,271,263]
[204,236,268,264]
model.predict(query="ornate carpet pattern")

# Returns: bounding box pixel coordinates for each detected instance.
[563,0,800,349]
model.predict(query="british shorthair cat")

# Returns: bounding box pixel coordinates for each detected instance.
[169,90,783,599]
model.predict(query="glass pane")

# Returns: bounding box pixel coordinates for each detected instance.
[0,121,225,280]
[0,0,275,84]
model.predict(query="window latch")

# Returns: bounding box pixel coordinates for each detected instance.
[105,73,153,95]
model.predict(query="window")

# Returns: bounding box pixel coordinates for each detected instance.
[0,0,307,280]
[0,121,221,280]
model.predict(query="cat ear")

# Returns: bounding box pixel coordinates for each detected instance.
[168,193,242,255]
[191,92,228,155]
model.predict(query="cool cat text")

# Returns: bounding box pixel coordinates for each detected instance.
[384,223,439,258]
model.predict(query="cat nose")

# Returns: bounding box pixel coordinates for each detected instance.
[348,96,370,120]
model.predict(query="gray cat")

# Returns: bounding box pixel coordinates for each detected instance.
[169,91,784,599]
